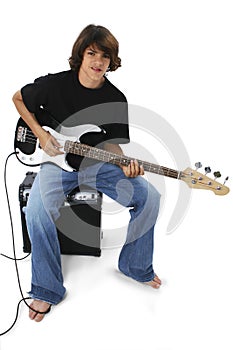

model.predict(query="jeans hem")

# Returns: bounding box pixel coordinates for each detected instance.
[118,267,155,283]
[29,284,66,305]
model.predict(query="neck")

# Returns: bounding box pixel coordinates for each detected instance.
[64,141,180,179]
[78,69,105,89]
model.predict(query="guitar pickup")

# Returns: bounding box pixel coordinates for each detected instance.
[17,126,27,142]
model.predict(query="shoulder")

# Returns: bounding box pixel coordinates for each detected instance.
[34,70,73,85]
[104,78,127,102]
[34,69,72,82]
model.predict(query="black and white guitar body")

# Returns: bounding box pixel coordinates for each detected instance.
[14,117,106,172]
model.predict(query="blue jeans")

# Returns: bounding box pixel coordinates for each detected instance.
[26,162,160,304]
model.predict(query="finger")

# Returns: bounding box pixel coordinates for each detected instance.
[139,165,145,175]
[126,163,132,177]
[45,145,61,157]
[133,160,139,176]
[128,160,141,177]
[45,138,64,155]
[122,163,131,177]
[53,145,64,155]
[129,160,135,176]
[52,138,62,148]
[52,138,64,154]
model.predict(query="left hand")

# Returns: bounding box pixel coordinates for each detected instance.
[121,160,144,178]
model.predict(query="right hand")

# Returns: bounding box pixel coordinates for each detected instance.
[39,129,64,157]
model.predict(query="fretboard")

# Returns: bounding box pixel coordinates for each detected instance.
[64,141,180,179]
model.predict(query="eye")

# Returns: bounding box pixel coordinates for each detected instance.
[103,53,110,59]
[87,51,95,56]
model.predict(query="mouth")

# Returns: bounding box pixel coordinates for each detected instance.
[91,67,102,73]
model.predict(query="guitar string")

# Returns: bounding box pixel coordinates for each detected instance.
[69,142,180,179]
[23,129,177,175]
[23,137,36,144]
[16,130,229,193]
[20,128,180,175]
[25,136,36,142]
[18,130,179,179]
[66,142,180,179]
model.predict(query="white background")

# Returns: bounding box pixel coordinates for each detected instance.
[0,0,232,349]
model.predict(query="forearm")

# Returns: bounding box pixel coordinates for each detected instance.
[12,90,44,138]
[103,143,124,155]
[12,90,62,155]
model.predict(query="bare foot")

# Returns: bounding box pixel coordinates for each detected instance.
[29,300,51,322]
[145,275,162,289]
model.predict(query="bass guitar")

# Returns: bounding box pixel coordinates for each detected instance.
[14,117,230,196]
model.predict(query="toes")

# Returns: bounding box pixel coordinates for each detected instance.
[29,310,37,320]
[34,313,46,322]
[152,276,162,288]
[150,281,160,289]
[29,300,51,322]
[154,276,162,285]
[145,276,162,289]
[29,302,37,320]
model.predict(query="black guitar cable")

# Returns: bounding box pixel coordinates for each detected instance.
[0,152,49,336]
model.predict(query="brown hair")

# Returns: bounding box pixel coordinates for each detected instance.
[69,24,121,72]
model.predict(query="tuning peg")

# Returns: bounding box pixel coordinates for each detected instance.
[204,166,211,174]
[223,176,229,185]
[213,171,221,180]
[195,162,202,170]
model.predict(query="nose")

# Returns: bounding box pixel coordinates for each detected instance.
[94,54,104,66]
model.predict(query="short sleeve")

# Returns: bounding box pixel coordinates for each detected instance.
[21,75,50,113]
[101,101,130,144]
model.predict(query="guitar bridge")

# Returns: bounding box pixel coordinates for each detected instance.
[17,126,27,142]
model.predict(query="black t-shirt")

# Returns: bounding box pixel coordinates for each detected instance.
[21,70,130,144]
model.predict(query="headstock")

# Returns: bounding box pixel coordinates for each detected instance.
[180,163,230,195]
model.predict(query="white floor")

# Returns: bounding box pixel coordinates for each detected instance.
[0,186,232,350]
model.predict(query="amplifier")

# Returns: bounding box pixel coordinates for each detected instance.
[19,172,102,256]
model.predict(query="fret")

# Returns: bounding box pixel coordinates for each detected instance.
[119,157,129,166]
[109,154,118,163]
[109,154,117,164]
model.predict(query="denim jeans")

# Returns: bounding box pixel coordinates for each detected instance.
[26,162,161,305]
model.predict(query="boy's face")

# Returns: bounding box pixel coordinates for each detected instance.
[79,44,111,88]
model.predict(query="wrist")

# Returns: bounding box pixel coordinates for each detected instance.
[33,125,47,138]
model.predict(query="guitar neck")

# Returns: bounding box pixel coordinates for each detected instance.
[64,141,181,179]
